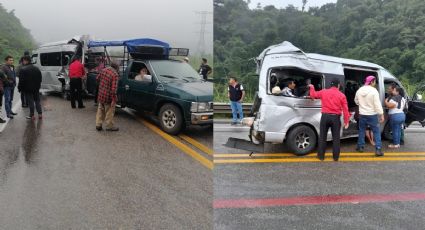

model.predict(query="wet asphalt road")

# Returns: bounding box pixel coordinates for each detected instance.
[214,122,425,230]
[0,93,212,229]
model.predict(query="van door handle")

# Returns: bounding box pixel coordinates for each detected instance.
[125,85,130,90]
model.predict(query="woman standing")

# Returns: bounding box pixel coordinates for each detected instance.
[384,87,406,149]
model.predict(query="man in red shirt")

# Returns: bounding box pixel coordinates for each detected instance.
[95,62,119,131]
[68,56,86,108]
[309,79,350,161]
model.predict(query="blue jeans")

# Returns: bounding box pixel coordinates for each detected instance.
[3,87,14,116]
[390,113,405,145]
[230,101,243,122]
[358,115,382,150]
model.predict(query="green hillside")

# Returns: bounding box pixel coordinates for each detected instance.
[214,0,425,102]
[0,3,35,60]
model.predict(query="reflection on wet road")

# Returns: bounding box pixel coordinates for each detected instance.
[0,95,212,229]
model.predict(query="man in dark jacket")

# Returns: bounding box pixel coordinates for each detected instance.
[1,55,18,119]
[18,56,42,120]
[17,51,31,108]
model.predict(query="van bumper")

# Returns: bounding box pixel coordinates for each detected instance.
[191,112,213,125]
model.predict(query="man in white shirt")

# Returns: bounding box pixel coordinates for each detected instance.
[355,75,385,156]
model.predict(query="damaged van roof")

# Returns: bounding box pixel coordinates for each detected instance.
[306,53,383,70]
[258,41,384,70]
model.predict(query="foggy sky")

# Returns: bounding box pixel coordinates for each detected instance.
[248,0,337,9]
[1,0,213,54]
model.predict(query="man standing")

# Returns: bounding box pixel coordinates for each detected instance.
[1,56,18,119]
[309,79,350,161]
[228,76,245,125]
[198,58,212,80]
[18,56,42,120]
[355,75,385,156]
[68,56,85,109]
[95,62,119,131]
[17,51,31,108]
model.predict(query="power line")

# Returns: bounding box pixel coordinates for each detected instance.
[195,11,212,56]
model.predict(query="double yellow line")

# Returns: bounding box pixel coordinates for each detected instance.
[214,152,425,164]
[140,119,214,170]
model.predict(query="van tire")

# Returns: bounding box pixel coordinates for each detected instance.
[159,104,183,135]
[286,125,317,155]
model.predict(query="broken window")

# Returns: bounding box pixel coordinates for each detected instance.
[267,67,323,98]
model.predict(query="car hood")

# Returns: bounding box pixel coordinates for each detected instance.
[164,81,213,102]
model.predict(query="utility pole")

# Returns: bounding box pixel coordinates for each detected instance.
[195,11,212,57]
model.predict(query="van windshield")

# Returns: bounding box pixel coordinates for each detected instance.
[150,60,203,83]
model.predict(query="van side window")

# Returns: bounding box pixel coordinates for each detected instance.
[268,68,323,98]
[40,52,62,66]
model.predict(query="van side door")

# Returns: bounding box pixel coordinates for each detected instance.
[406,85,425,127]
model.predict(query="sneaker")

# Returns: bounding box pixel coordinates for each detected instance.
[230,122,237,126]
[38,115,43,120]
[400,140,405,145]
[388,144,400,149]
[356,146,364,153]
[375,149,384,157]
[26,116,35,120]
[10,112,17,115]
[0,117,5,123]
[96,126,103,131]
[78,105,85,109]
[7,115,13,119]
[106,127,119,131]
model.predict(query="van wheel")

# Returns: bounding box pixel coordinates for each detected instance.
[286,125,317,156]
[159,104,183,135]
[383,122,392,140]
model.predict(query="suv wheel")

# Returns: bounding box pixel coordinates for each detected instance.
[286,125,317,156]
[159,104,183,135]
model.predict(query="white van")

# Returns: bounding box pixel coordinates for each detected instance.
[32,35,102,98]
[234,41,425,155]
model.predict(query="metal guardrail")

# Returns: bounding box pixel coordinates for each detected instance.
[214,102,253,114]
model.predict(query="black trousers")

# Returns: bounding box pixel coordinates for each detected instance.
[70,78,84,108]
[318,113,342,160]
[25,91,42,116]
[21,92,28,106]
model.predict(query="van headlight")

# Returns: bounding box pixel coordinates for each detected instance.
[191,102,211,112]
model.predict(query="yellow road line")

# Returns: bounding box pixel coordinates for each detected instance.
[140,119,213,170]
[179,134,213,156]
[214,152,425,158]
[214,157,425,164]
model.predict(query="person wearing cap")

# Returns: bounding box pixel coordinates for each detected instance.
[354,75,385,156]
[309,79,350,161]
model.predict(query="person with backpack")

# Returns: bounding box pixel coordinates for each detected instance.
[384,86,406,149]
[228,76,245,125]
